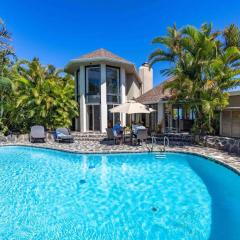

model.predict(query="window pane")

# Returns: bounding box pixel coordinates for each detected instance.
[93,105,101,131]
[86,66,101,103]
[107,95,120,103]
[106,67,120,104]
[87,67,100,94]
[107,67,119,94]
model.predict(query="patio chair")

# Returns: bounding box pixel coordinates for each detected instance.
[132,128,149,145]
[30,125,46,143]
[106,128,123,144]
[55,128,74,143]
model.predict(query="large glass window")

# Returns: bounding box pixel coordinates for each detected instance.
[106,66,120,104]
[86,66,101,103]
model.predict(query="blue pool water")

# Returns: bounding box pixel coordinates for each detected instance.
[0,146,240,239]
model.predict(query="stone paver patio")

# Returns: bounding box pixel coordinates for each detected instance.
[1,136,240,175]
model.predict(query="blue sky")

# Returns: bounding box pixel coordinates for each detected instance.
[1,0,240,86]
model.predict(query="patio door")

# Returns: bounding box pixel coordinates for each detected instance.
[86,105,101,131]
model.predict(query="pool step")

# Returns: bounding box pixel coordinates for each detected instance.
[155,153,166,159]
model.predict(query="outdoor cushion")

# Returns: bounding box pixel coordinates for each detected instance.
[56,132,66,137]
[55,128,73,142]
[58,135,73,140]
[56,128,69,135]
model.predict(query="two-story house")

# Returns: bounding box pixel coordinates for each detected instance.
[65,48,153,132]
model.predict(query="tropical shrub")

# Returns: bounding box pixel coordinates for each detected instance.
[11,58,78,132]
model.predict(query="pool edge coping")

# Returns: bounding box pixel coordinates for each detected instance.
[1,143,240,175]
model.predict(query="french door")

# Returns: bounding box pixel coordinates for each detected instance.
[86,105,101,131]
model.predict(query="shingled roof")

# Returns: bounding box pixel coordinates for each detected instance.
[65,48,140,80]
[136,79,173,104]
[77,48,131,63]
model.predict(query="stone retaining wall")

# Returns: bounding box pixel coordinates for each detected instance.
[155,134,240,156]
[199,135,240,155]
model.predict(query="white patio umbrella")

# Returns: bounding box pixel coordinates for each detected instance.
[109,100,155,114]
[109,100,156,127]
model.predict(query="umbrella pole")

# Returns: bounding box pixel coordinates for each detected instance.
[130,114,132,145]
[130,114,132,129]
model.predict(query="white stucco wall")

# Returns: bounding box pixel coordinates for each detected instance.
[120,67,126,126]
[100,64,107,132]
[75,69,80,131]
[79,65,86,132]
[139,64,153,94]
[126,74,142,100]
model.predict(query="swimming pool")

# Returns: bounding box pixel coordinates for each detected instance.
[0,146,239,239]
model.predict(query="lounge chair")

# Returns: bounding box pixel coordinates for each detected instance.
[30,125,46,143]
[106,128,123,144]
[55,128,74,143]
[132,128,148,145]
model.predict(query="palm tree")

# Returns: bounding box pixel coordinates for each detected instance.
[0,17,14,74]
[149,24,182,67]
[149,23,240,134]
[0,18,14,133]
[223,24,240,49]
[223,24,240,71]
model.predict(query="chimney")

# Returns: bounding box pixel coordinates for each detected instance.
[139,62,153,94]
